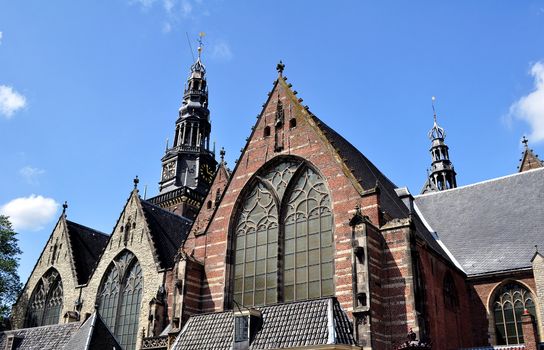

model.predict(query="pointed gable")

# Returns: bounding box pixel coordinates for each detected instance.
[519,147,543,172]
[62,313,122,350]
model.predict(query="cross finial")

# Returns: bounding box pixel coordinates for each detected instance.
[62,201,68,215]
[522,136,529,149]
[133,175,139,189]
[220,147,226,163]
[276,60,285,77]
[197,32,205,58]
[431,96,437,123]
[536,244,539,253]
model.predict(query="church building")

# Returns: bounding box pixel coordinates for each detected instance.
[1,47,543,350]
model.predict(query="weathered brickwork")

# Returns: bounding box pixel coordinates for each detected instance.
[11,215,81,329]
[469,274,539,346]
[533,253,544,337]
[195,76,376,315]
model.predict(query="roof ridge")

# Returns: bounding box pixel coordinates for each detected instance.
[415,167,544,198]
[140,198,192,223]
[65,220,109,237]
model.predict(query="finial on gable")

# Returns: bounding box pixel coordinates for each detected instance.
[522,136,529,149]
[62,201,68,216]
[220,147,226,164]
[276,60,285,77]
[133,175,139,190]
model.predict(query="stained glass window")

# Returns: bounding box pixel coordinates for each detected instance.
[24,269,63,327]
[493,282,536,345]
[233,160,334,307]
[97,251,143,350]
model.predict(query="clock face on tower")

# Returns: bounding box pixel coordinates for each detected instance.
[200,163,214,184]
[162,161,176,181]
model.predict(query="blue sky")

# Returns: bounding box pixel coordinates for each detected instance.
[1,1,544,282]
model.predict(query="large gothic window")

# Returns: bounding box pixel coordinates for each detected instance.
[493,282,537,345]
[24,269,63,327]
[233,160,334,307]
[97,251,143,350]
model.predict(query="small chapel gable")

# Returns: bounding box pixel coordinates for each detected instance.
[518,136,543,172]
[11,203,108,329]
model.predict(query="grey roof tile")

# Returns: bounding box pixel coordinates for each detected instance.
[414,168,544,275]
[0,322,81,349]
[171,298,355,350]
[140,199,193,269]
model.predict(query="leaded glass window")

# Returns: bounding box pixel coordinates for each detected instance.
[97,251,143,350]
[24,269,63,327]
[233,160,334,307]
[493,282,537,345]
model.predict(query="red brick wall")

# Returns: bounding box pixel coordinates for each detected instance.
[194,77,375,313]
[469,274,536,346]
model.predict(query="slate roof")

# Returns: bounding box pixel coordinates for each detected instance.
[414,168,544,275]
[310,114,453,265]
[62,312,121,350]
[66,220,109,285]
[0,322,81,349]
[171,298,357,350]
[140,199,193,269]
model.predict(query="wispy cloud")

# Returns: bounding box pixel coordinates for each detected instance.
[0,195,59,232]
[0,85,27,119]
[19,166,45,185]
[0,32,3,45]
[130,0,206,31]
[508,61,544,142]
[211,40,233,61]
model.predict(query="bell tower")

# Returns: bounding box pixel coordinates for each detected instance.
[421,97,457,194]
[148,35,217,219]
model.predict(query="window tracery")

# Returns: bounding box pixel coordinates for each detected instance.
[493,282,536,345]
[24,269,63,327]
[97,251,143,350]
[233,159,334,307]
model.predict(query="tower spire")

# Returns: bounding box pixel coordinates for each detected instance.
[151,33,218,219]
[421,97,457,194]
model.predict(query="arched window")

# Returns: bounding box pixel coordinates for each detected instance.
[24,269,63,327]
[233,159,334,307]
[443,272,459,311]
[97,251,143,350]
[493,282,537,345]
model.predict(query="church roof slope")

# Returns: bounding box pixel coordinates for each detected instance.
[309,114,453,264]
[414,168,544,276]
[140,199,193,269]
[66,220,109,285]
[62,312,122,350]
[0,322,82,349]
[171,298,357,350]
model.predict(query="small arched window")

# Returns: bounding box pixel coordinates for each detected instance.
[443,272,459,311]
[97,251,143,350]
[207,200,212,209]
[24,269,63,327]
[493,282,537,345]
[232,159,334,307]
[263,126,271,137]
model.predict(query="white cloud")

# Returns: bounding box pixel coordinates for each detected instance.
[0,32,3,45]
[19,166,45,185]
[211,40,233,61]
[180,0,192,17]
[0,85,27,119]
[162,22,172,33]
[0,195,59,232]
[131,0,158,9]
[509,61,544,142]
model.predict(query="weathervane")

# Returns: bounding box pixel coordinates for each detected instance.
[197,32,205,58]
[432,96,437,123]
